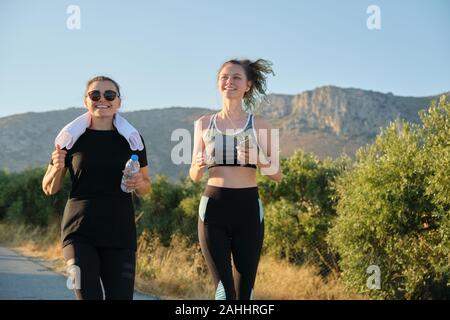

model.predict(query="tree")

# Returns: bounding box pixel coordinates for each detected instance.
[258,150,349,274]
[328,95,450,299]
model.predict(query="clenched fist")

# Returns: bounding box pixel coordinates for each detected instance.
[51,144,67,170]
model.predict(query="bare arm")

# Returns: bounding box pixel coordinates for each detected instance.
[189,116,208,182]
[42,145,67,195]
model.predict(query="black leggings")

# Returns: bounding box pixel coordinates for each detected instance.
[198,185,264,300]
[63,242,136,300]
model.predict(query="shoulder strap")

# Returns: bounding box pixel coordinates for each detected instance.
[207,113,216,130]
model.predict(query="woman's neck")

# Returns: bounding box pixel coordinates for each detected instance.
[89,116,115,130]
[220,99,246,120]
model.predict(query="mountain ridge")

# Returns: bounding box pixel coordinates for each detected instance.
[0,86,446,180]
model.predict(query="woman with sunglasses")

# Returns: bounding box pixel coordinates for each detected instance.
[42,76,151,300]
[190,59,282,300]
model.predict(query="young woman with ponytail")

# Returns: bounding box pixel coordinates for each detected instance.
[190,59,282,300]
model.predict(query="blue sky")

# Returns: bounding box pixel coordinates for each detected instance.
[0,0,449,117]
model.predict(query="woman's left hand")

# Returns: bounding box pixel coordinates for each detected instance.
[125,171,146,190]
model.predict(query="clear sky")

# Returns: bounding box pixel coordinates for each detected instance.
[0,0,449,117]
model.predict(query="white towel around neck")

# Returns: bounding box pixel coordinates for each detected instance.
[54,112,144,151]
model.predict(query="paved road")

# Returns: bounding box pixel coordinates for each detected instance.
[0,246,157,300]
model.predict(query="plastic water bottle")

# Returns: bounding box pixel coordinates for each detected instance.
[121,154,140,193]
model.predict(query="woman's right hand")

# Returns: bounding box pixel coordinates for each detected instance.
[51,144,67,170]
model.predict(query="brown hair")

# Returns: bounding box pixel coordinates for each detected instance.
[218,59,274,111]
[84,76,121,97]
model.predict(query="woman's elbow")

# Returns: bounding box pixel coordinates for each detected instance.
[190,174,200,183]
[275,172,283,182]
[42,181,51,196]
[265,170,282,183]
[43,186,57,196]
[189,167,201,182]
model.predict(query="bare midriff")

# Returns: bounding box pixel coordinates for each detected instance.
[207,166,257,188]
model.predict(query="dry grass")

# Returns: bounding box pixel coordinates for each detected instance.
[0,222,365,300]
[135,230,213,299]
[254,256,364,299]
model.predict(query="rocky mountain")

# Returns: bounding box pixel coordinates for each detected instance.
[0,86,445,180]
[258,86,442,158]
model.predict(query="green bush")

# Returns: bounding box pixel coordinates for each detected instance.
[328,95,450,299]
[258,150,349,273]
[138,175,183,245]
[0,167,70,226]
[176,194,202,243]
[138,175,204,245]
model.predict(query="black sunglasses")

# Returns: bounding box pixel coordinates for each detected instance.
[87,90,119,102]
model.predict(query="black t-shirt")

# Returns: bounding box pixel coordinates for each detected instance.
[61,128,148,250]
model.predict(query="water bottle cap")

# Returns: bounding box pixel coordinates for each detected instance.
[131,154,139,161]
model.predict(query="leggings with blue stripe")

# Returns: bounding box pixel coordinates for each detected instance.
[198,185,264,300]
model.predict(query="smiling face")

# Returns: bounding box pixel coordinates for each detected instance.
[84,80,121,118]
[218,63,252,102]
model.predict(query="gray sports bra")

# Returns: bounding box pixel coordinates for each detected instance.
[204,112,258,169]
